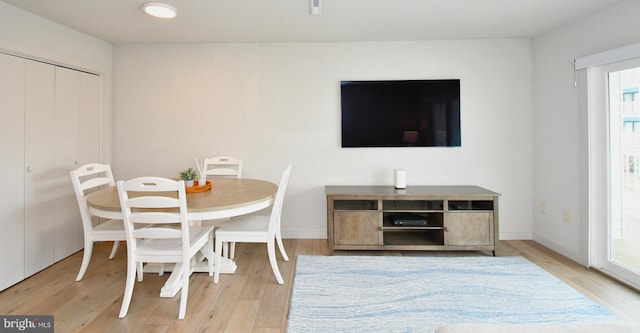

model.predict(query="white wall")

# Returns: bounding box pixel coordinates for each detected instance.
[532,0,640,263]
[0,1,113,163]
[113,40,533,239]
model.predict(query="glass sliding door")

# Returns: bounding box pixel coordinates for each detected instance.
[590,58,640,289]
[608,65,640,276]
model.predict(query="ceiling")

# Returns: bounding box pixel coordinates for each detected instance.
[2,0,625,44]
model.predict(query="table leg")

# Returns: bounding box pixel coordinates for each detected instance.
[157,258,237,298]
[145,243,237,298]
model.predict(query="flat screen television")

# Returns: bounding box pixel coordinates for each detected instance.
[341,79,461,147]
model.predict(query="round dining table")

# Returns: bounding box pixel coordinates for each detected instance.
[85,178,278,297]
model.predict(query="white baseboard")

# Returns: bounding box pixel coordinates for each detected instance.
[533,232,584,265]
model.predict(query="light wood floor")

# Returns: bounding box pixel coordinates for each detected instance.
[1,240,639,332]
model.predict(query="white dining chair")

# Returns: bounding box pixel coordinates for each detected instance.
[116,177,214,320]
[214,164,292,285]
[201,155,244,258]
[202,155,243,179]
[70,163,125,281]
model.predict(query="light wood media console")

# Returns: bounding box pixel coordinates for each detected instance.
[326,185,500,255]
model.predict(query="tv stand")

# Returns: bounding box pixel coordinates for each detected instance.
[325,185,500,255]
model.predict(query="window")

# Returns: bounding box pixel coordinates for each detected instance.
[623,90,637,102]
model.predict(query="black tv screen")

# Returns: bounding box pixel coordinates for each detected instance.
[341,79,461,147]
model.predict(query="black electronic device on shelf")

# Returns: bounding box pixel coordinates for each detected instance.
[390,213,428,226]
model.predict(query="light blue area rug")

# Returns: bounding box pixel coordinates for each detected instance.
[287,255,617,332]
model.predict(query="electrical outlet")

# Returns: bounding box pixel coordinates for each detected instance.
[540,201,547,214]
[563,209,571,223]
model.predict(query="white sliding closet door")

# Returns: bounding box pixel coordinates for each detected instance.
[53,67,100,261]
[24,60,56,276]
[0,53,26,290]
[79,72,101,165]
[53,67,83,261]
[0,53,102,290]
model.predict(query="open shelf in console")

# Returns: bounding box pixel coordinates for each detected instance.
[383,229,444,246]
[383,200,443,211]
[333,199,378,211]
[448,200,494,211]
[382,212,443,229]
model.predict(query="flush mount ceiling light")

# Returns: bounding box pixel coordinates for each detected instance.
[142,2,177,19]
